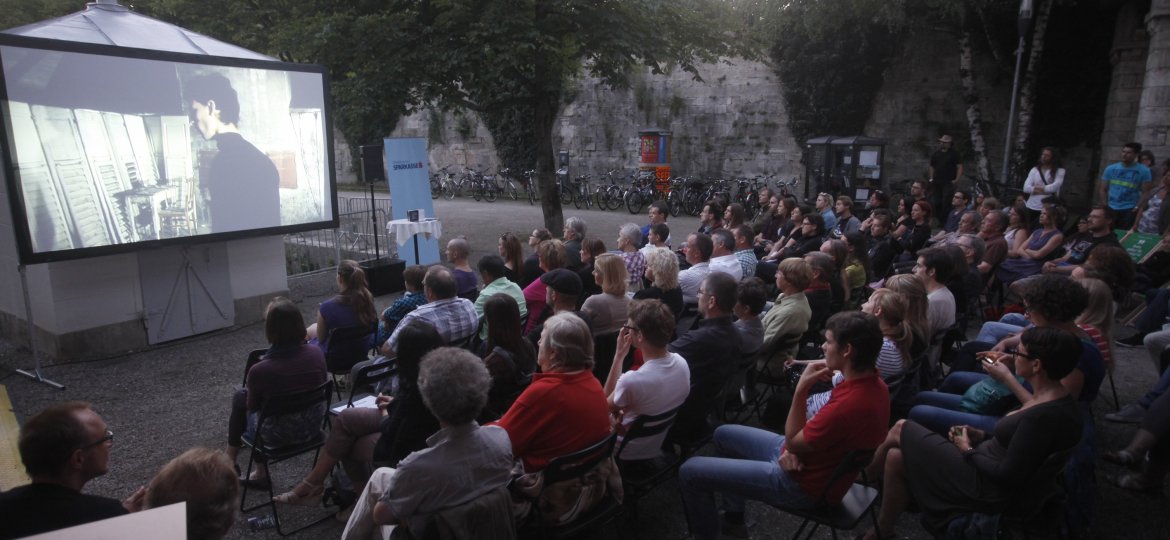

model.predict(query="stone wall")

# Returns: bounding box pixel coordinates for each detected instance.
[385,59,805,189]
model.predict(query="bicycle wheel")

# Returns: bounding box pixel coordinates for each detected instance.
[471,182,482,201]
[442,180,456,200]
[484,181,498,202]
[573,189,584,210]
[505,180,519,201]
[625,190,645,214]
[607,186,624,211]
[430,177,441,199]
[667,191,682,217]
[560,185,573,205]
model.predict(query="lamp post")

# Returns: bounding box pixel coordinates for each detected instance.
[1000,0,1035,190]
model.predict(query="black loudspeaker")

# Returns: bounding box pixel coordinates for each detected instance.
[360,144,385,184]
[361,258,405,296]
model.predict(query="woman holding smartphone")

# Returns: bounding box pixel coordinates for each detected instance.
[858,326,1084,538]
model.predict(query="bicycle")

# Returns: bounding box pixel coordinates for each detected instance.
[569,174,594,209]
[594,169,625,211]
[430,165,454,200]
[523,170,540,205]
[624,171,661,214]
[467,168,499,203]
[498,168,520,201]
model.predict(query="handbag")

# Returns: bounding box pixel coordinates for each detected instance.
[957,376,1025,415]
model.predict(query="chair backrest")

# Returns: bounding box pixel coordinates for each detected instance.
[348,360,398,405]
[614,405,681,460]
[254,380,333,449]
[591,331,621,383]
[543,433,618,485]
[325,325,375,373]
[241,348,267,386]
[812,447,876,506]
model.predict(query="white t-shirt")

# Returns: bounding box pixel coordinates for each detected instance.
[926,286,956,334]
[612,352,691,460]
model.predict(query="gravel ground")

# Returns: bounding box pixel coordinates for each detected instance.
[0,195,1167,539]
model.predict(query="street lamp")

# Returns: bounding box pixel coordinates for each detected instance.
[1000,0,1035,190]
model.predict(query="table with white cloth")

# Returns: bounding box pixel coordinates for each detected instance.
[387,218,443,264]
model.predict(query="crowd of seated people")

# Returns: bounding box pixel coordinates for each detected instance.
[16,184,1169,540]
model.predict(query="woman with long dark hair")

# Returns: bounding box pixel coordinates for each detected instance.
[1023,147,1066,223]
[498,232,525,284]
[896,200,933,262]
[307,259,378,351]
[478,294,537,420]
[274,321,444,516]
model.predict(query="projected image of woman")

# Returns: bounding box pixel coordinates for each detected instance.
[186,73,280,233]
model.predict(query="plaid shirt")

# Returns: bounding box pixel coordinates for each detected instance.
[620,250,647,288]
[387,297,478,352]
[375,291,428,345]
[735,248,758,278]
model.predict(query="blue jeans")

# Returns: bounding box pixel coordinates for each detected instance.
[975,313,1030,344]
[1133,288,1170,334]
[908,372,1000,435]
[1138,364,1170,409]
[678,424,813,540]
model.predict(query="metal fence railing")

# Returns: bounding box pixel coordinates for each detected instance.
[284,196,395,277]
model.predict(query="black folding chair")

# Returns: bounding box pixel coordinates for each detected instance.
[615,405,683,522]
[746,332,803,422]
[328,359,398,415]
[515,433,622,540]
[767,448,881,540]
[324,324,376,399]
[239,380,334,536]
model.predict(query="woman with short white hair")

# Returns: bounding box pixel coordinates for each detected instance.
[616,223,647,293]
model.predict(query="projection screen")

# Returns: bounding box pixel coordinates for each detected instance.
[0,34,337,264]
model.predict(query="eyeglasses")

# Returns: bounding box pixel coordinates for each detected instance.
[1005,348,1035,361]
[81,430,114,450]
[621,325,640,333]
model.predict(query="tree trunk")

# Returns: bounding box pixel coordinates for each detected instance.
[1010,0,1053,184]
[959,31,996,191]
[533,93,563,233]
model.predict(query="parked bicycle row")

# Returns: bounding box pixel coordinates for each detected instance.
[428,166,802,219]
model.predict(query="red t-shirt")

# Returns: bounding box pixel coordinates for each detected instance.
[791,373,889,503]
[494,370,611,471]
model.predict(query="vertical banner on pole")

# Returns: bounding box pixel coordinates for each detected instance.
[384,137,440,265]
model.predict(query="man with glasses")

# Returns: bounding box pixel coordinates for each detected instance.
[1,402,144,538]
[942,190,972,233]
[186,73,280,233]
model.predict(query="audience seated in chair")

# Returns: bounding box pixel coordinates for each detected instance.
[581,253,632,335]
[603,299,691,462]
[667,272,743,443]
[382,266,478,356]
[144,448,239,540]
[563,216,587,270]
[522,239,568,334]
[678,312,890,540]
[758,258,813,373]
[0,402,142,539]
[616,223,648,293]
[495,312,617,525]
[524,269,590,347]
[634,246,685,319]
[474,255,528,341]
[859,326,1084,538]
[734,277,767,356]
[446,237,480,302]
[375,265,428,348]
[678,233,714,303]
[226,297,328,488]
[342,347,514,540]
[308,259,379,353]
[476,294,538,421]
[274,321,444,519]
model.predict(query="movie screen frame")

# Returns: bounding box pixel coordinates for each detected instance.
[0,34,338,264]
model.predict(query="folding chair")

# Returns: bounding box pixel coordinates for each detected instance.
[241,348,267,386]
[324,324,376,398]
[746,332,803,422]
[767,448,881,540]
[515,433,622,540]
[328,359,398,415]
[615,405,683,522]
[239,380,334,536]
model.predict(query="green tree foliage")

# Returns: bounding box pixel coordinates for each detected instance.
[764,0,904,146]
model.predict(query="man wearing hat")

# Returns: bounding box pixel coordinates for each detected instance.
[928,134,963,225]
[525,269,591,346]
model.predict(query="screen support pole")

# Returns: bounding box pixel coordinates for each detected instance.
[369,183,381,261]
[14,265,65,390]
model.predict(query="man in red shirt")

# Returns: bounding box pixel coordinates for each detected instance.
[678,312,889,540]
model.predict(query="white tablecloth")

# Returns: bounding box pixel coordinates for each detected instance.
[387,219,443,246]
